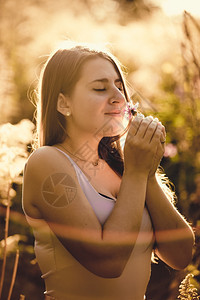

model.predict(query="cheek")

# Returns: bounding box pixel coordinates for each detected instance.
[71,93,106,130]
[81,98,105,123]
[75,93,103,113]
[72,104,103,133]
[95,115,125,138]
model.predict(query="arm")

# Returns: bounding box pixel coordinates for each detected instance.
[145,126,194,270]
[23,116,163,278]
[146,175,194,269]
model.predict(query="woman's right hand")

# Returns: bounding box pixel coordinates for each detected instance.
[124,115,163,176]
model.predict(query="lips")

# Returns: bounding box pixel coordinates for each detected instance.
[105,110,122,115]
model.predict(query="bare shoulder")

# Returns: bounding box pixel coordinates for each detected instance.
[25,146,75,175]
[23,146,78,218]
[27,146,64,166]
[25,146,54,169]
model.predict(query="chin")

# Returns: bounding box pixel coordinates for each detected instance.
[93,117,126,140]
[104,118,125,135]
[103,126,126,138]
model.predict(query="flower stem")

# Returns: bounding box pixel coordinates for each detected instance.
[7,249,19,300]
[0,181,12,299]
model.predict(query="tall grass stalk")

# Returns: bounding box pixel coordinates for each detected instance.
[0,181,12,298]
[7,249,19,300]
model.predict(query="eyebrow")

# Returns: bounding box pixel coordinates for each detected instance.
[89,78,122,84]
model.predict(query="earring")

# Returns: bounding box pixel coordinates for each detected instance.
[66,112,71,117]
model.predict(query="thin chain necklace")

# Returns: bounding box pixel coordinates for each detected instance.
[58,144,100,166]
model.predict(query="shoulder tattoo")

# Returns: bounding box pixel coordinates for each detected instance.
[42,173,77,208]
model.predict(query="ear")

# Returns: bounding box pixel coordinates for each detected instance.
[57,93,71,116]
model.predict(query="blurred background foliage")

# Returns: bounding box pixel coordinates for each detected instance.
[0,0,200,299]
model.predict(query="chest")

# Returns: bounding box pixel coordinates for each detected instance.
[80,160,121,199]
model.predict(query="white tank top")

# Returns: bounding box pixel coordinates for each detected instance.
[25,147,154,300]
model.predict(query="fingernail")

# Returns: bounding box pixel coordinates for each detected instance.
[146,115,153,120]
[137,113,144,118]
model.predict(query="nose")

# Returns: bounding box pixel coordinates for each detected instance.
[109,88,126,106]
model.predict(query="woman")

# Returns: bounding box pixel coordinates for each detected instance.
[23,42,194,300]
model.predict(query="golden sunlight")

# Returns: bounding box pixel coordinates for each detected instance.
[155,0,200,16]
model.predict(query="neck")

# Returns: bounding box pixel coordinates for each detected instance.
[61,135,100,162]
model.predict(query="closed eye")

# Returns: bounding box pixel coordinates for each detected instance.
[93,88,106,92]
[93,87,123,92]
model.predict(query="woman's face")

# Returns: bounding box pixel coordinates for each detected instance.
[66,57,127,139]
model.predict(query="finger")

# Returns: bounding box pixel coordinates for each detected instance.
[135,116,155,139]
[150,123,163,145]
[129,113,144,136]
[149,119,166,144]
[160,123,166,144]
[142,116,160,139]
[160,132,166,145]
[143,119,160,143]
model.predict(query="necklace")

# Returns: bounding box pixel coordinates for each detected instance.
[59,144,100,166]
